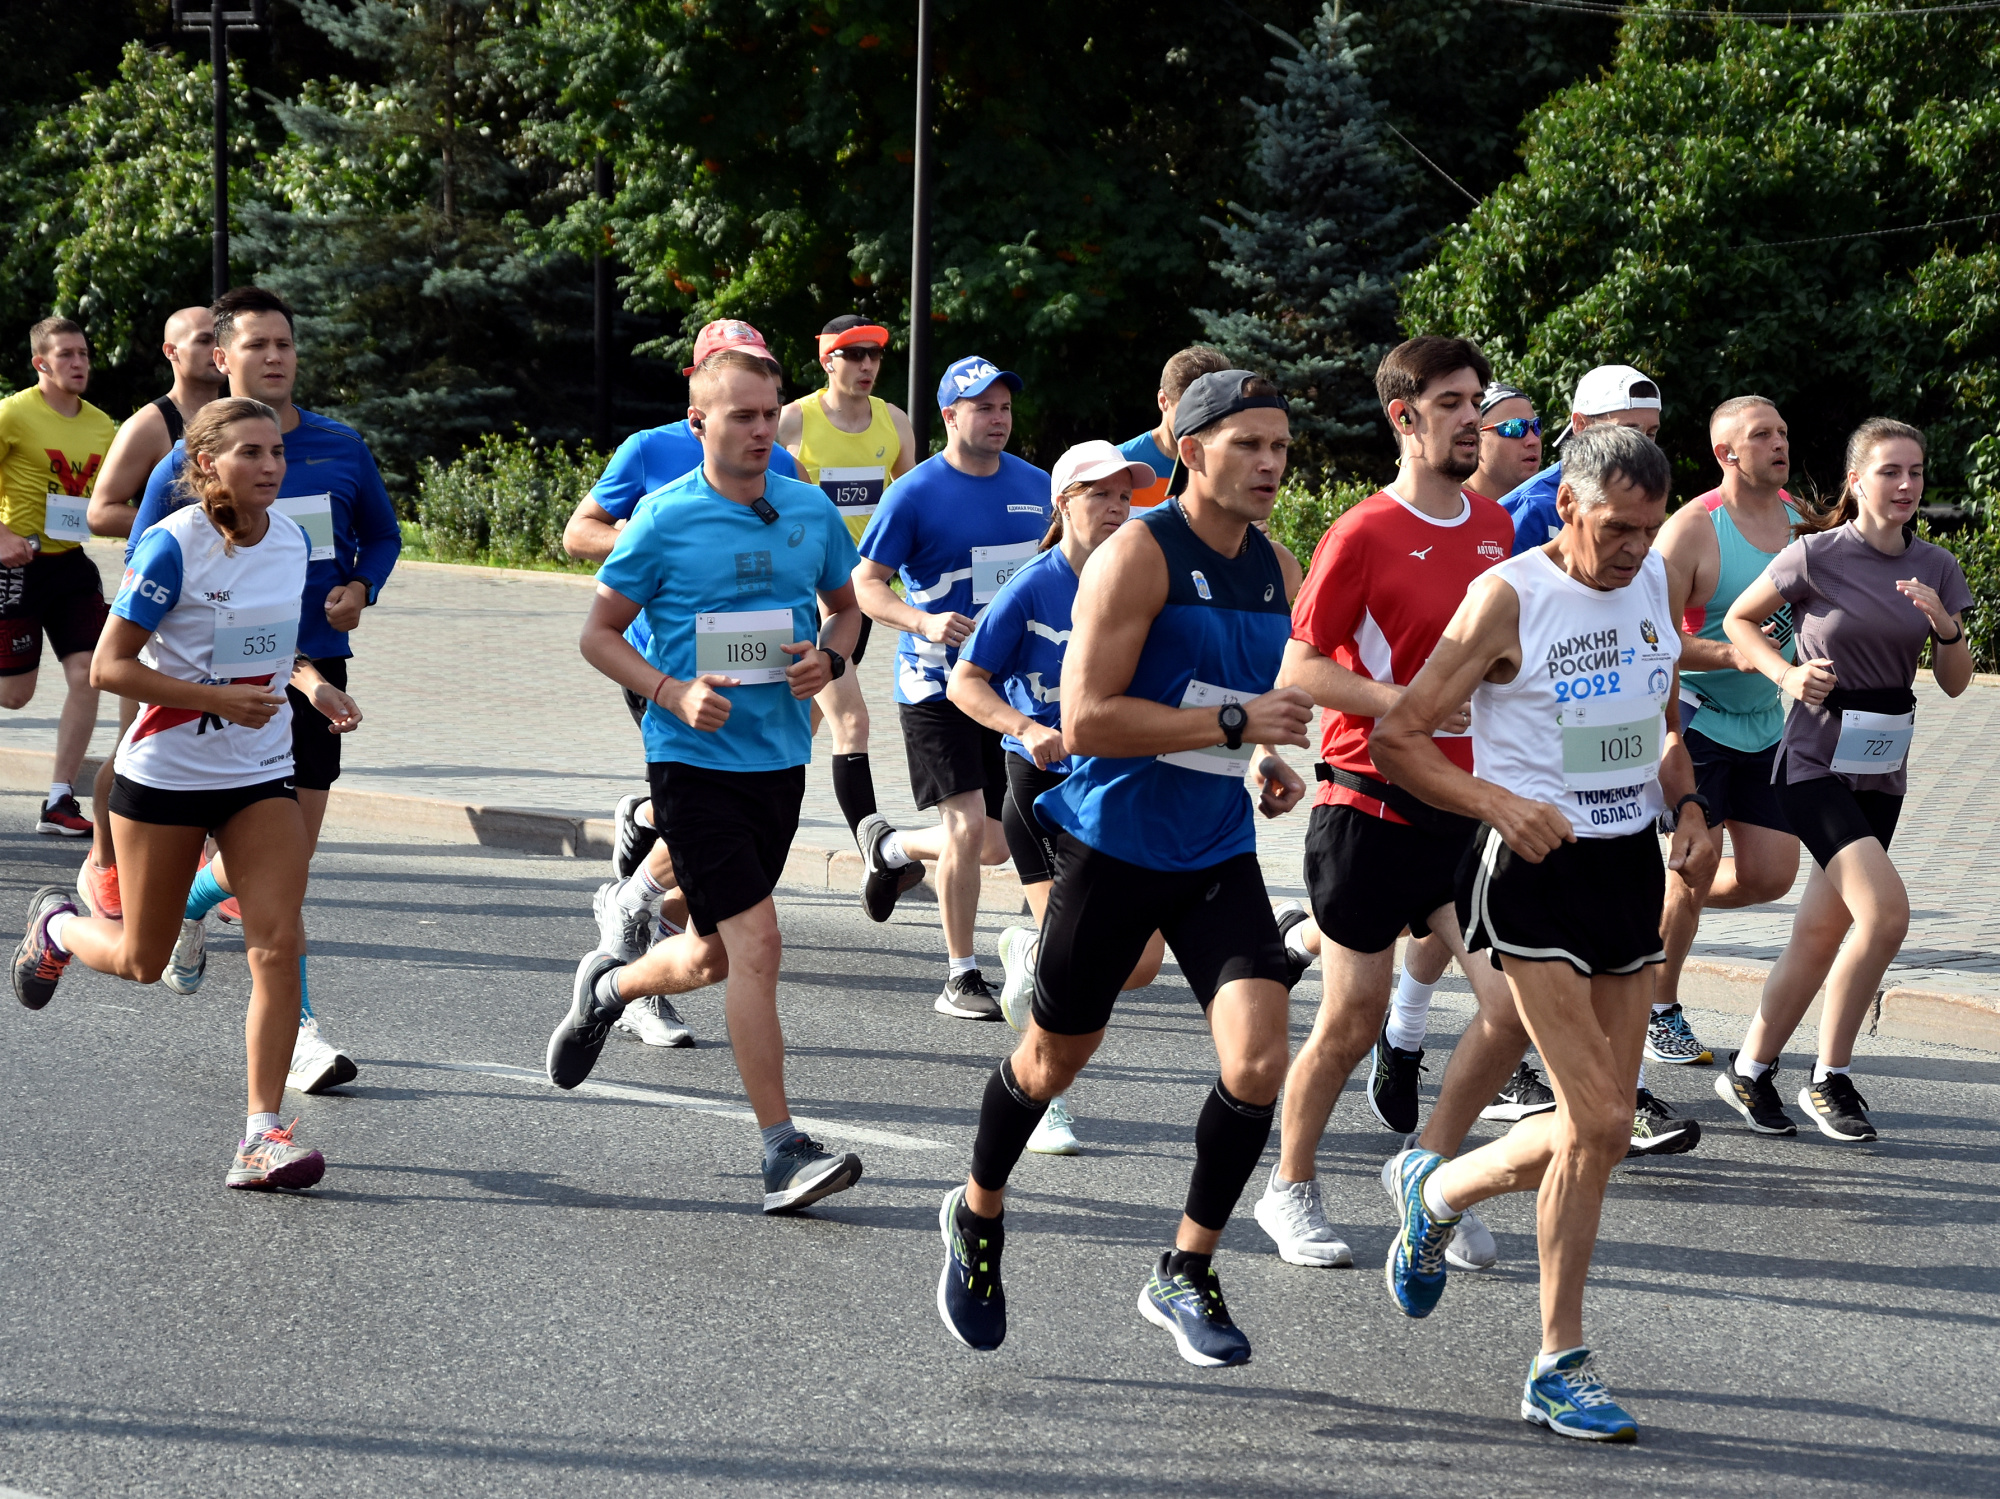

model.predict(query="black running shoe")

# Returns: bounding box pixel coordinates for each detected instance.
[935,969,1002,1021]
[1273,900,1314,990]
[1626,1088,1701,1158]
[12,885,76,1010]
[546,950,625,1089]
[858,813,925,923]
[611,792,659,880]
[1481,1061,1558,1122]
[936,1186,1006,1350]
[1797,1071,1878,1143]
[1366,1024,1425,1134]
[762,1133,863,1213]
[1713,1052,1797,1135]
[1138,1252,1251,1367]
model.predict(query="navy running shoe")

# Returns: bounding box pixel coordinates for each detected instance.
[1382,1147,1459,1318]
[936,1186,1006,1351]
[1137,1252,1251,1367]
[1521,1347,1638,1442]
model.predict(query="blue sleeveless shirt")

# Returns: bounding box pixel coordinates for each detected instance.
[1037,501,1293,871]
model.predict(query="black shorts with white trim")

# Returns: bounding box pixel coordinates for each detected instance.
[1457,823,1665,978]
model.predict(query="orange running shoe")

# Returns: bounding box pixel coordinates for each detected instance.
[76,858,123,921]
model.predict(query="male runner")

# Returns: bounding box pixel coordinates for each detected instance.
[1371,422,1717,1441]
[1654,396,1803,1065]
[1254,337,1526,1275]
[852,355,1048,1018]
[546,343,869,1215]
[934,369,1311,1368]
[1118,346,1232,509]
[1500,364,1662,554]
[131,285,401,1095]
[76,305,223,916]
[778,315,920,862]
[1466,382,1542,504]
[0,317,117,839]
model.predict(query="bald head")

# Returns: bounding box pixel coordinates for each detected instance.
[164,306,222,392]
[1710,394,1789,493]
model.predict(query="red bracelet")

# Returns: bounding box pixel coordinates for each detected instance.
[650,675,671,707]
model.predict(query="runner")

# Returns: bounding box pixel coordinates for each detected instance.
[129,286,401,1096]
[11,396,361,1191]
[1370,421,1715,1441]
[77,306,224,920]
[851,355,1049,1018]
[545,340,871,1214]
[1255,336,1527,1276]
[1118,346,1232,510]
[1713,418,1972,1142]
[934,369,1311,1367]
[1466,382,1542,504]
[1500,364,1662,554]
[0,317,117,841]
[1653,396,1804,1067]
[946,439,1168,1156]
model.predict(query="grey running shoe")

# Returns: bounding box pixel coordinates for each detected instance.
[226,1122,325,1191]
[762,1133,862,1213]
[592,878,656,964]
[1482,1061,1558,1122]
[615,994,694,1048]
[1253,1167,1352,1267]
[547,951,625,1089]
[857,813,924,923]
[611,792,659,880]
[1626,1088,1701,1158]
[1025,1094,1080,1155]
[1798,1071,1878,1143]
[12,886,75,1011]
[1714,1053,1797,1134]
[1445,1206,1498,1271]
[1644,1002,1713,1065]
[936,969,1002,1021]
[162,917,208,996]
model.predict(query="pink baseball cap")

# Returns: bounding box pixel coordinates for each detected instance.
[1050,439,1156,500]
[683,319,779,376]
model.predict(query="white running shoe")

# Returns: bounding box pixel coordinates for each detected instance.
[287,1016,358,1094]
[1445,1205,1498,1270]
[615,994,694,1048]
[161,918,207,996]
[592,878,656,964]
[997,925,1038,1032]
[1025,1095,1080,1155]
[1253,1166,1353,1267]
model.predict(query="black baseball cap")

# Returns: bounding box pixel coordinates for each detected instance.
[1165,370,1289,496]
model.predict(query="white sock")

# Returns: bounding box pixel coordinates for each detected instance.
[47,781,71,809]
[245,1111,281,1139]
[881,832,912,867]
[44,912,74,954]
[1636,1061,1649,1093]
[1421,1173,1461,1220]
[1385,969,1437,1052]
[618,865,668,915]
[657,913,685,938]
[949,953,978,978]
[1282,922,1314,965]
[635,801,656,830]
[1813,1061,1850,1083]
[1734,1054,1770,1080]
[1651,1001,1674,1015]
[1534,1345,1587,1378]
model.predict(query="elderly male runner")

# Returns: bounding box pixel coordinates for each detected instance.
[1372,423,1717,1441]
[934,369,1312,1368]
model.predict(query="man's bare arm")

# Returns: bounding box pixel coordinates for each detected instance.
[1659,501,1737,673]
[88,406,171,536]
[1277,635,1400,719]
[562,496,622,563]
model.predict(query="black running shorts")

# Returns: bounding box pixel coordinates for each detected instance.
[1032,833,1290,1035]
[1000,751,1066,886]
[648,760,804,935]
[1457,824,1665,978]
[1304,801,1476,955]
[0,549,107,677]
[287,655,348,791]
[110,772,297,831]
[1776,774,1901,870]
[1687,726,1792,834]
[897,696,1005,818]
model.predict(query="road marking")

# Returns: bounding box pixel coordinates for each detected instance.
[430,1060,946,1151]
[1,1483,55,1499]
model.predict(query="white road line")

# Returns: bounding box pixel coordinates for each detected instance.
[430,1060,946,1152]
[2,1483,56,1499]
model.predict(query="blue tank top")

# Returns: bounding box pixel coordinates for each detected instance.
[1038,501,1292,871]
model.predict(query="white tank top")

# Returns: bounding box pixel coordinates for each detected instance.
[1471,545,1680,839]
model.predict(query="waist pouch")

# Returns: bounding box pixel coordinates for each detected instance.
[1316,762,1477,840]
[1823,685,1915,716]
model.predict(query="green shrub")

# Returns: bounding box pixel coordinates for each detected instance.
[1928,513,1999,674]
[1268,475,1376,570]
[414,432,606,568]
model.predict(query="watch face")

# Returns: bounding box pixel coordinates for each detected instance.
[1221,704,1247,726]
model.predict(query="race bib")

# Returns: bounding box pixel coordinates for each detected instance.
[1560,695,1662,791]
[694,607,794,686]
[970,539,1039,605]
[817,466,886,520]
[1831,709,1913,775]
[211,604,299,680]
[273,492,334,561]
[1157,678,1257,778]
[43,491,91,543]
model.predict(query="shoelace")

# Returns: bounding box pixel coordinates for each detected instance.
[1636,1089,1675,1121]
[1817,1073,1871,1112]
[1044,1097,1073,1129]
[958,971,996,997]
[1508,1063,1550,1101]
[1278,1177,1329,1233]
[1559,1363,1618,1409]
[1654,1005,1697,1042]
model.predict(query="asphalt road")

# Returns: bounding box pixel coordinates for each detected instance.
[3,792,1998,1498]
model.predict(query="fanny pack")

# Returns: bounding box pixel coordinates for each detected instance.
[1315,762,1475,839]
[1823,685,1915,716]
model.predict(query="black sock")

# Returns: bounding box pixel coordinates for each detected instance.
[969,1057,1049,1193]
[830,752,878,837]
[1164,1248,1213,1282]
[1183,1078,1276,1232]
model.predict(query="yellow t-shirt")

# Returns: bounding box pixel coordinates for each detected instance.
[796,392,902,545]
[0,387,119,554]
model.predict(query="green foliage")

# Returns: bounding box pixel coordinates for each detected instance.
[414,429,605,567]
[1926,519,2000,673]
[1267,472,1375,567]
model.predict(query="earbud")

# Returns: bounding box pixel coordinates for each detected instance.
[1400,415,1412,427]
[690,416,705,432]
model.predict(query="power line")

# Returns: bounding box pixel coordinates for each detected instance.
[1744,210,1998,248]
[1383,125,1481,207]
[1481,0,2000,19]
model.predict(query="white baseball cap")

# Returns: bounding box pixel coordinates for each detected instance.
[1571,363,1662,417]
[1050,439,1155,500]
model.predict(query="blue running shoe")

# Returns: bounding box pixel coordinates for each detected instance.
[936,1186,1006,1351]
[1137,1252,1251,1367]
[1521,1347,1638,1441]
[1382,1147,1459,1318]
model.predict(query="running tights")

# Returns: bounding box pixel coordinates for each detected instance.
[1184,1079,1276,1232]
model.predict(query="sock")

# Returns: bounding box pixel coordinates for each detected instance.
[658,913,685,938]
[1282,922,1314,965]
[760,1118,801,1168]
[1636,1060,1648,1092]
[1652,1001,1674,1015]
[185,864,230,921]
[1422,1172,1462,1220]
[1813,1061,1850,1083]
[949,953,978,979]
[1164,1248,1213,1283]
[955,1193,1002,1236]
[880,832,912,868]
[969,1057,1050,1192]
[1735,1054,1771,1080]
[246,1111,281,1139]
[47,781,71,809]
[1385,969,1437,1053]
[1534,1345,1587,1378]
[1183,1079,1277,1232]
[618,865,667,915]
[298,956,314,1022]
[635,800,656,830]
[592,967,626,1012]
[45,912,73,954]
[830,752,879,837]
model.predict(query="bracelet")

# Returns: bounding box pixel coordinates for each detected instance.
[650,675,671,707]
[1933,622,1965,646]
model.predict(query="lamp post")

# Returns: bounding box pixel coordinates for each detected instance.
[173,0,267,300]
[906,0,934,446]
[593,152,614,451]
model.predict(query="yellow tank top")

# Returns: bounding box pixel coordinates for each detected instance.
[797,392,901,543]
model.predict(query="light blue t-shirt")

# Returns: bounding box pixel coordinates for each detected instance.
[590,420,802,522]
[856,450,1050,704]
[960,545,1077,773]
[596,468,859,772]
[1500,461,1563,555]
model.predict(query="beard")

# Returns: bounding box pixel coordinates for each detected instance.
[1433,443,1479,483]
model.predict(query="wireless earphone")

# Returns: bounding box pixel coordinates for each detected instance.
[690,415,705,432]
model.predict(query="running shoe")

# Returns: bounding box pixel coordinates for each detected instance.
[1482,1061,1558,1122]
[546,950,625,1089]
[75,858,122,920]
[615,994,695,1048]
[1025,1095,1080,1155]
[1375,1146,1496,1271]
[1138,1252,1252,1367]
[1522,1347,1638,1442]
[936,969,1002,1022]
[592,877,656,964]
[226,1121,326,1191]
[1382,1147,1458,1318]
[1714,1052,1797,1135]
[36,794,91,837]
[1644,1002,1713,1065]
[287,1016,358,1094]
[857,813,924,923]
[997,924,1038,1031]
[1253,1166,1353,1267]
[1798,1071,1878,1143]
[1273,899,1314,989]
[936,1185,1006,1351]
[12,886,76,1010]
[611,792,659,880]
[1366,1023,1426,1134]
[762,1133,862,1213]
[215,896,241,925]
[1626,1089,1701,1158]
[162,918,208,996]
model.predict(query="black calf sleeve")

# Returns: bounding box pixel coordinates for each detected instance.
[970,1057,1050,1193]
[1183,1078,1276,1232]
[829,753,878,836]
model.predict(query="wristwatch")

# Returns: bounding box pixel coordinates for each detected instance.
[1217,702,1248,751]
[1671,791,1713,830]
[820,647,847,681]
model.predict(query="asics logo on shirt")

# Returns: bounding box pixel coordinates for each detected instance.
[1263,584,1274,602]
[1410,546,1433,560]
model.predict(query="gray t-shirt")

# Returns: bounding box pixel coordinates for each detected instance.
[1767,522,1972,793]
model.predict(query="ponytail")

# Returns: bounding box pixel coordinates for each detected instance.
[1796,416,1926,541]
[1041,480,1092,553]
[173,396,280,555]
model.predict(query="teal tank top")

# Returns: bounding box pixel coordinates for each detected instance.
[1678,490,1798,752]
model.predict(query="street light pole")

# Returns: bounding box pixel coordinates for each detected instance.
[593,152,614,451]
[906,0,934,446]
[173,0,267,301]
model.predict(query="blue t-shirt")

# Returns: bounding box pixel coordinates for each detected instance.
[960,545,1078,773]
[590,420,801,522]
[856,450,1050,703]
[596,468,859,772]
[130,408,401,660]
[1500,461,1563,555]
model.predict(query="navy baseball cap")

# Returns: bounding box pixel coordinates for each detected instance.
[1165,369,1289,496]
[937,355,1023,409]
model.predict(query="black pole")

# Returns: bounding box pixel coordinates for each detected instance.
[211,15,229,299]
[907,0,934,447]
[593,152,613,451]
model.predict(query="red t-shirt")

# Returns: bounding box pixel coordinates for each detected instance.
[1292,488,1514,822]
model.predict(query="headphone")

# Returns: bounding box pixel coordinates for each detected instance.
[690,415,705,432]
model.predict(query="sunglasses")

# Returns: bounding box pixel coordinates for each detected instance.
[830,345,884,362]
[1481,417,1542,439]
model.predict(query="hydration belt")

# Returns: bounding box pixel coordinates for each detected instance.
[1823,685,1915,717]
[1314,762,1475,838]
